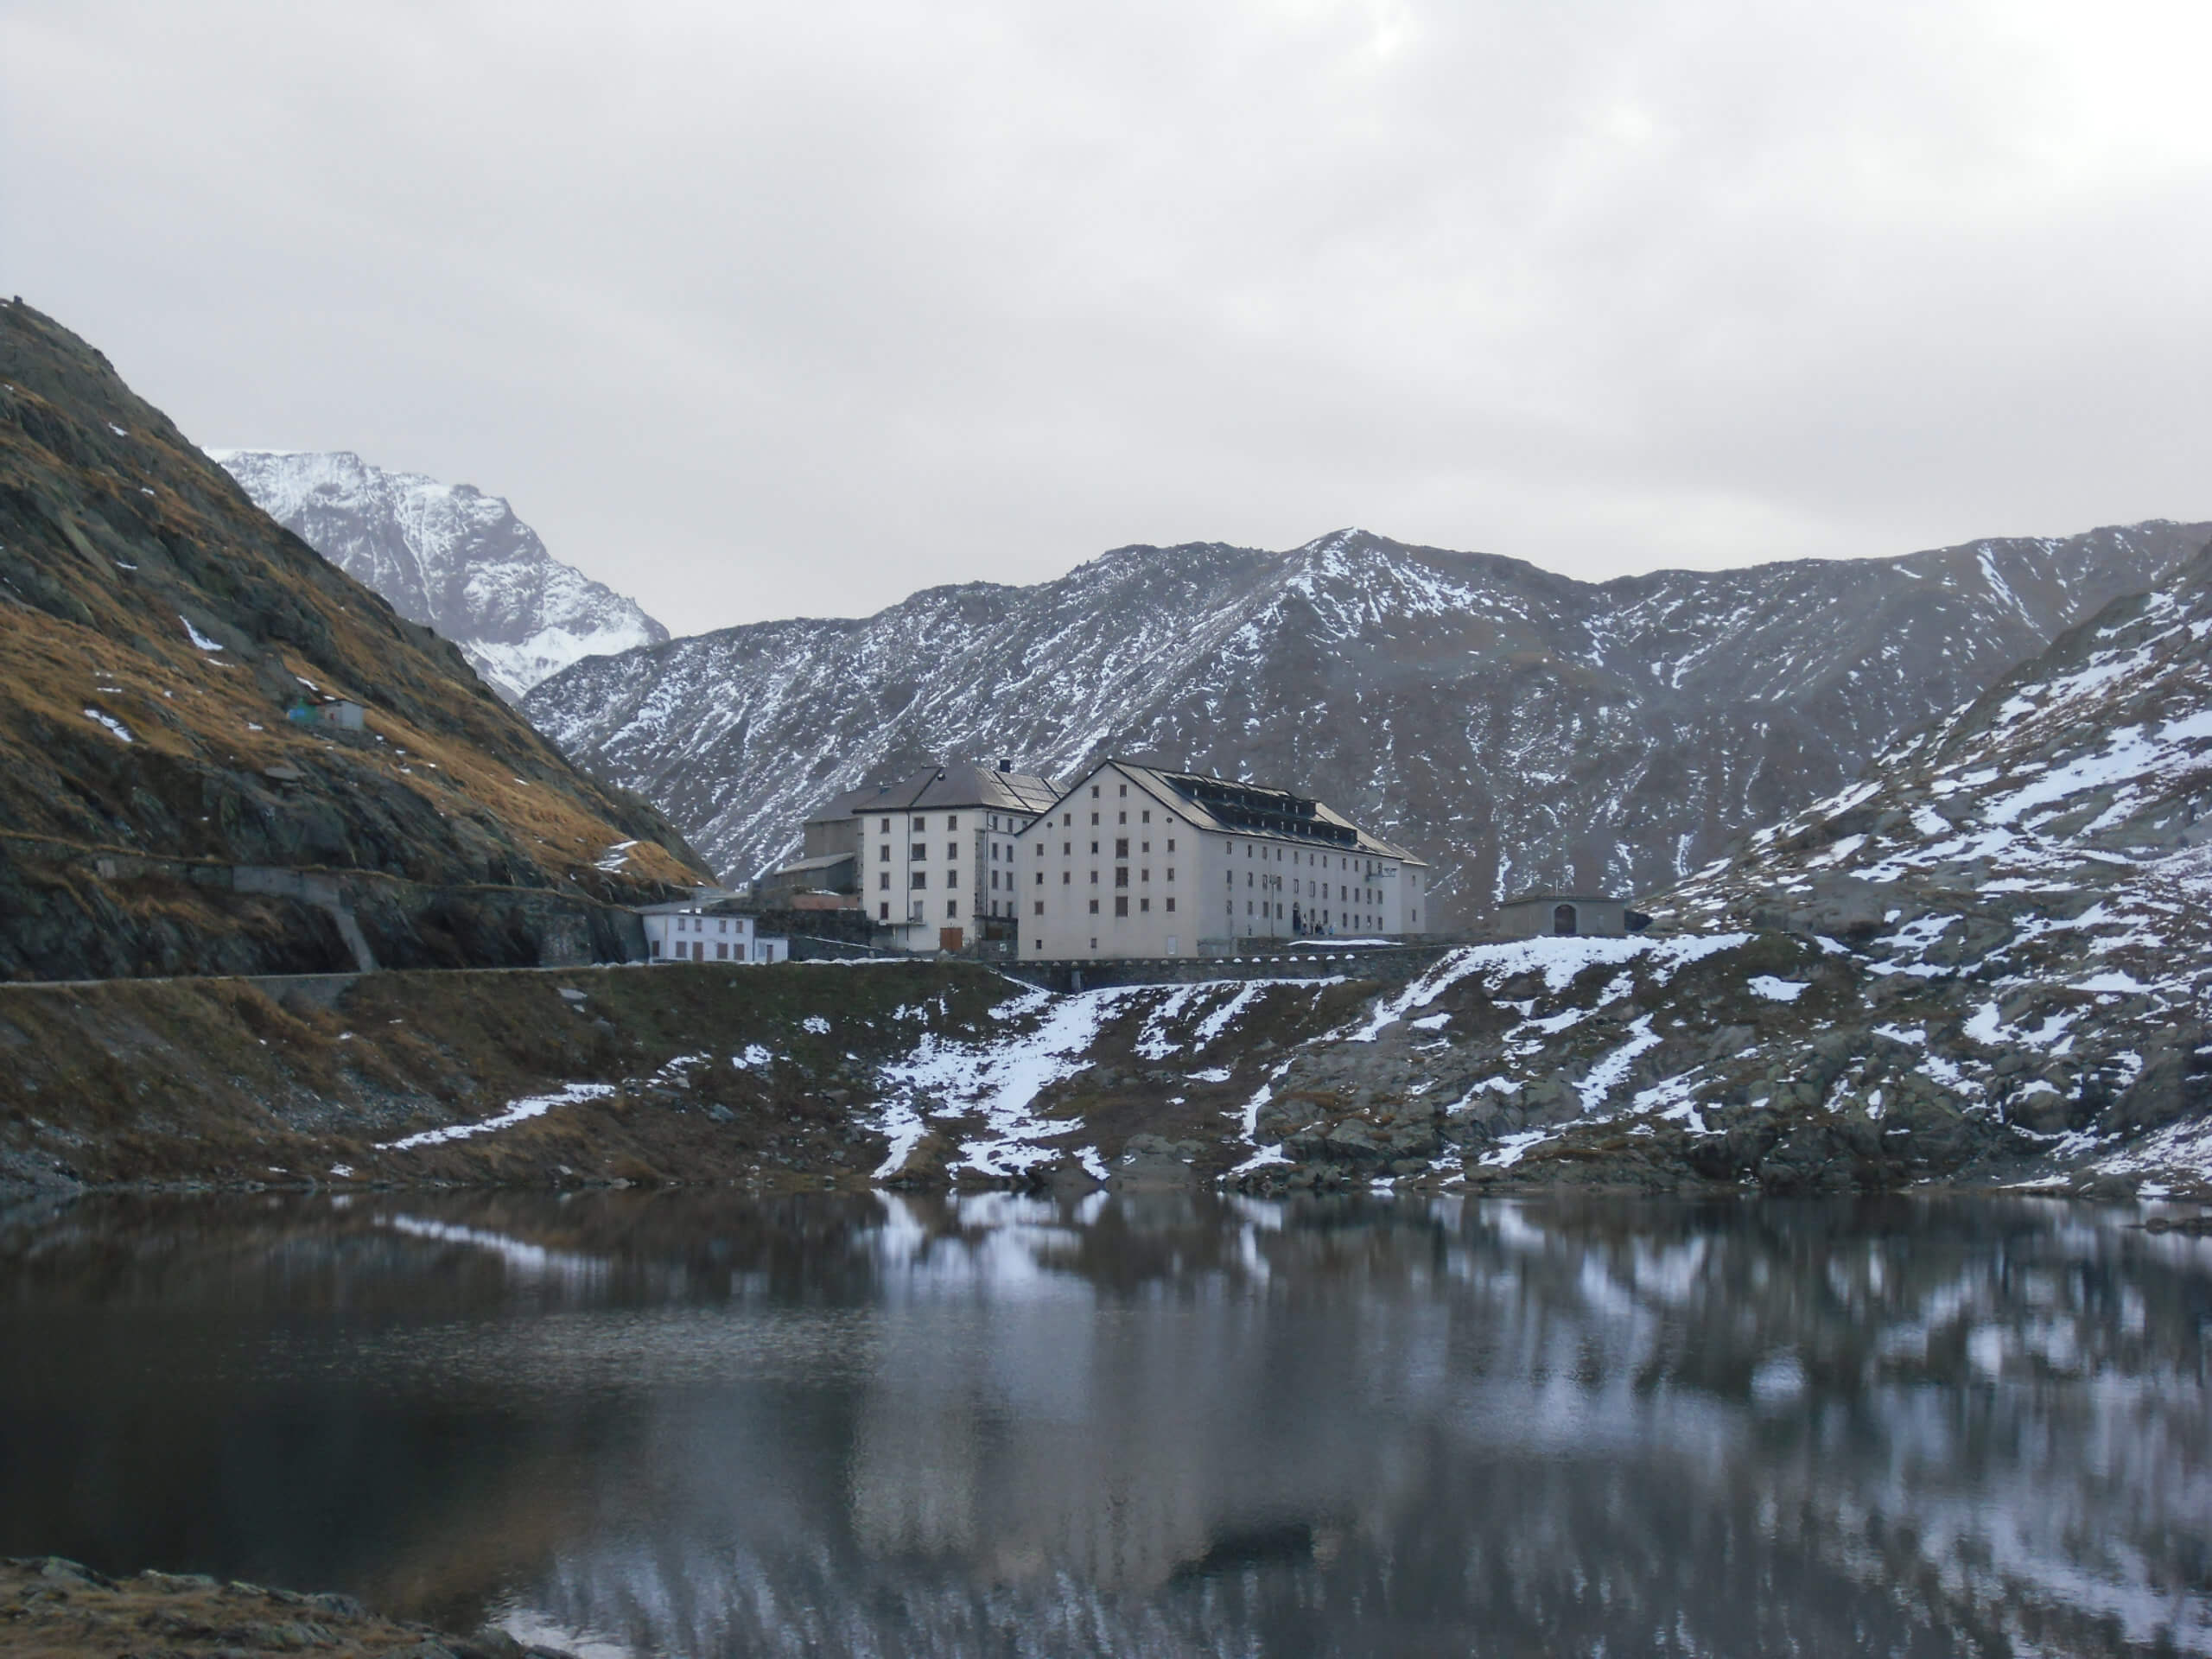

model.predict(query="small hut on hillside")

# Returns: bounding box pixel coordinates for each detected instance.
[1497,893,1640,938]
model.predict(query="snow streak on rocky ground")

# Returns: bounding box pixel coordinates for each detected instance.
[524,522,2208,896]
[1645,543,2212,1195]
[861,979,1346,1184]
[215,449,665,699]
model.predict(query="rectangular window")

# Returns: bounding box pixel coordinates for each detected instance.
[650,939,661,957]
[1118,811,1127,824]
[880,817,890,832]
[945,842,957,861]
[1089,898,1099,913]
[1090,870,1099,884]
[879,844,889,861]
[1063,871,1071,884]
[1115,838,1128,858]
[1118,784,1127,797]
[879,872,890,890]
[1166,868,1175,881]
[1063,842,1071,855]
[1142,810,1151,823]
[1114,896,1129,917]
[1034,901,1044,916]
[911,842,926,861]
[1114,868,1128,887]
[1140,898,1150,912]
[947,869,957,887]
[1036,871,1044,886]
[911,871,927,889]
[1063,812,1071,825]
[912,817,925,830]
[1166,838,1175,853]
[716,943,728,960]
[990,843,999,861]
[990,870,999,889]
[1166,897,1176,912]
[946,816,957,830]
[879,902,889,919]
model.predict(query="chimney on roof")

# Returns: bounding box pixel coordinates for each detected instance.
[997,758,1011,772]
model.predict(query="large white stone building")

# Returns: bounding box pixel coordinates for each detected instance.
[1014,760,1431,959]
[847,761,1062,952]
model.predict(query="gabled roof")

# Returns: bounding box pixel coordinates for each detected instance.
[804,785,884,826]
[1030,758,1428,865]
[828,761,1062,819]
[770,851,857,874]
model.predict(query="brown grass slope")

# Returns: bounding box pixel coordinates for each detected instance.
[0,300,709,977]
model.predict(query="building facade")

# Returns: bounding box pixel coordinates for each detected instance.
[1012,760,1431,959]
[843,761,1061,951]
[640,902,789,963]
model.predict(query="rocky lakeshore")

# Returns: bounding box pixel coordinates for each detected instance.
[0,1557,574,1659]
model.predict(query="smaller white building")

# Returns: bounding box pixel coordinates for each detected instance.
[639,902,788,964]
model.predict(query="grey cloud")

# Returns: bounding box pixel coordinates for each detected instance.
[6,0,2209,628]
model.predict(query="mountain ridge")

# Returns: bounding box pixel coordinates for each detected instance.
[525,519,2212,903]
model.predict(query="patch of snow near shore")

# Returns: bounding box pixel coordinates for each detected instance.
[377,1081,615,1150]
[870,986,1146,1179]
[1479,1129,1554,1168]
[1578,1015,1661,1113]
[1348,933,1751,1043]
[1749,975,1808,1002]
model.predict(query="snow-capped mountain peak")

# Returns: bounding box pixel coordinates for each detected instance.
[213,448,667,700]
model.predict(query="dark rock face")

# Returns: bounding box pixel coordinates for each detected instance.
[524,522,2209,910]
[0,301,708,979]
[215,449,667,702]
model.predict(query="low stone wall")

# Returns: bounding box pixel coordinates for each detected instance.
[786,934,896,963]
[1000,944,1467,993]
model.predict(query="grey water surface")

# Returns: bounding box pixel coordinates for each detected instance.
[1,1191,2206,1657]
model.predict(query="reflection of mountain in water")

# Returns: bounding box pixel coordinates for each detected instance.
[1,1193,2207,1656]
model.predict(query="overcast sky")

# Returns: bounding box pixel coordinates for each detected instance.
[8,0,2211,630]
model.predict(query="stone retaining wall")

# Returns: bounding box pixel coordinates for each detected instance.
[999,944,1468,993]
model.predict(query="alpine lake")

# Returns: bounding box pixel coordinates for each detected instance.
[2,1190,2206,1657]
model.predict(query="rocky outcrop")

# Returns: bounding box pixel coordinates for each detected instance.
[214,449,666,701]
[524,520,2209,907]
[0,301,709,978]
[0,1555,575,1659]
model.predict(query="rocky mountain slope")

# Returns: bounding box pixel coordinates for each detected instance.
[215,449,665,701]
[1181,536,2212,1201]
[0,301,707,979]
[523,523,2210,902]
